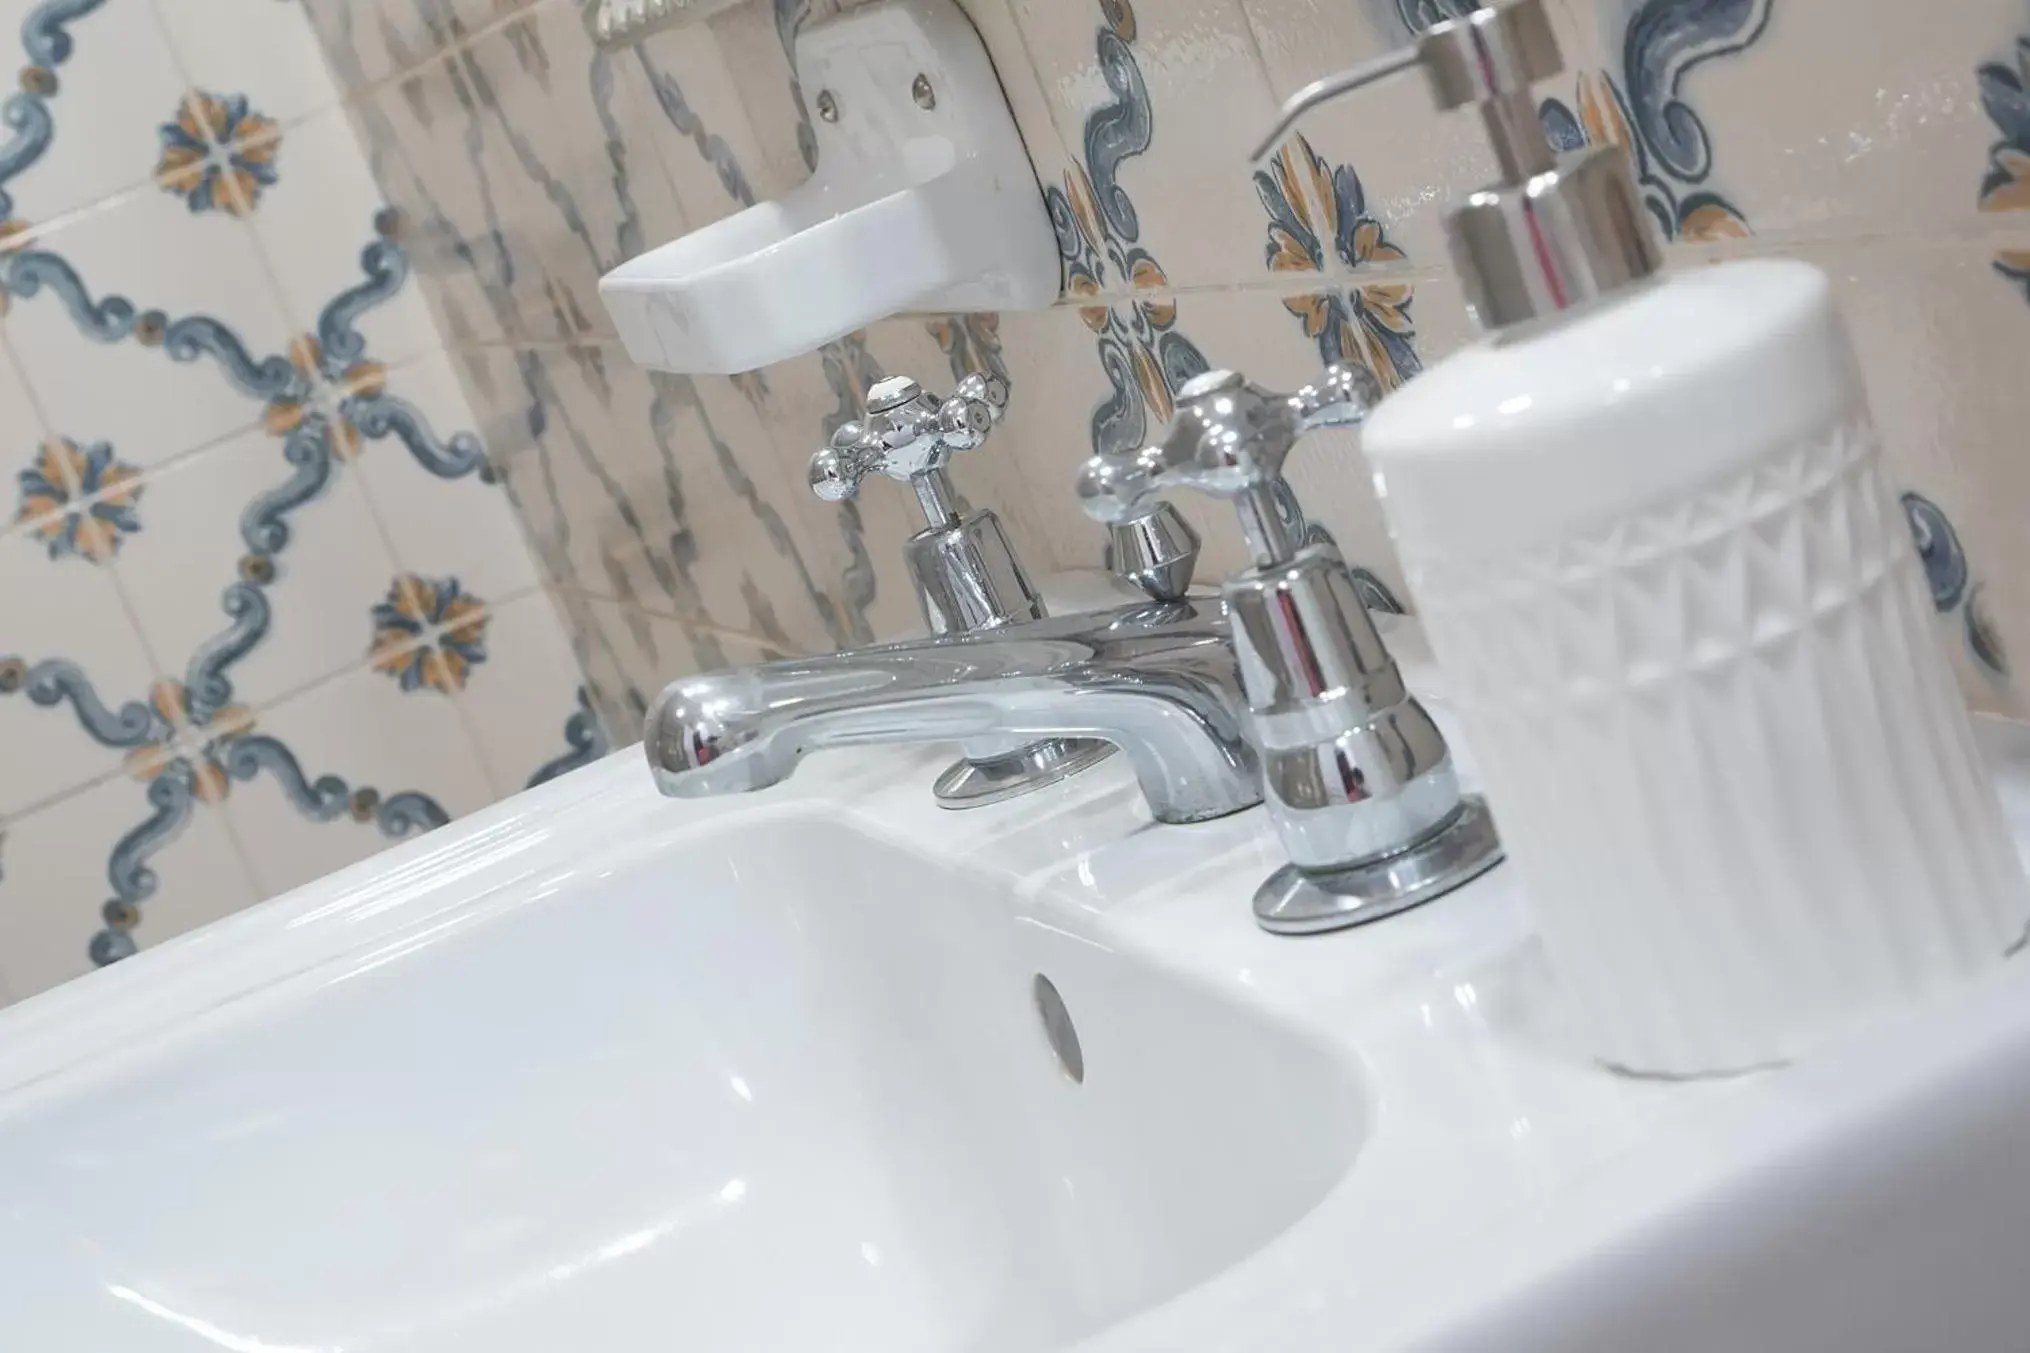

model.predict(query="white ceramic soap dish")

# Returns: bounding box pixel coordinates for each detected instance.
[599,0,1060,375]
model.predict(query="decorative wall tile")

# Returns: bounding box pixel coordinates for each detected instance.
[1581,0,2009,245]
[358,2,690,347]
[0,771,259,1001]
[0,0,187,225]
[480,342,846,656]
[1010,0,1287,294]
[630,11,782,228]
[1240,0,1599,267]
[0,0,583,1004]
[1796,236,2030,716]
[3,185,296,471]
[351,350,539,606]
[0,516,160,818]
[455,590,610,793]
[300,0,535,96]
[156,0,344,129]
[576,593,784,737]
[220,663,495,900]
[243,111,442,370]
[107,422,399,710]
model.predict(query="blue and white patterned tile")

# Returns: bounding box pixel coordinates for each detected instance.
[155,0,344,129]
[575,594,783,738]
[476,343,845,656]
[0,768,259,1000]
[1792,233,2030,717]
[1240,0,1600,273]
[300,0,534,95]
[2,181,297,471]
[1009,0,1289,294]
[0,0,189,228]
[1554,0,2013,247]
[107,422,403,713]
[453,590,609,794]
[351,349,540,606]
[359,2,690,346]
[628,10,784,229]
[242,112,442,371]
[0,502,161,819]
[220,661,494,900]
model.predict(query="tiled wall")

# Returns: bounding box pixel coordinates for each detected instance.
[12,0,2022,996]
[0,0,602,1003]
[299,0,2030,757]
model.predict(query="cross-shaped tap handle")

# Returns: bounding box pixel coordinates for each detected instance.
[808,372,1009,521]
[1076,364,1378,568]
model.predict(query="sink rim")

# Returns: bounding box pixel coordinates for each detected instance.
[5,663,2030,1352]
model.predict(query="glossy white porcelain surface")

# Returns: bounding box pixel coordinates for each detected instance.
[600,0,1060,374]
[6,635,2030,1350]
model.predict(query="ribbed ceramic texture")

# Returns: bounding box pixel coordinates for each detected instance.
[1410,413,2030,1074]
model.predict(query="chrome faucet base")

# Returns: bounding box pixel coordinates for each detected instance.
[932,737,1117,810]
[1252,795,1504,935]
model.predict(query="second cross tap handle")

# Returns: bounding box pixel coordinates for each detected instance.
[1075,364,1379,568]
[809,373,1008,517]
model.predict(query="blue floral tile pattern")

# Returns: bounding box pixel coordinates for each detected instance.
[1537,0,1765,242]
[1902,492,2007,678]
[157,92,280,216]
[1255,134,1420,392]
[13,436,141,562]
[371,574,489,695]
[1977,35,2030,301]
[124,679,254,805]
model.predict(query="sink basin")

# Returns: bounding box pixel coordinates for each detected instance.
[7,626,2030,1352]
[0,812,1361,1352]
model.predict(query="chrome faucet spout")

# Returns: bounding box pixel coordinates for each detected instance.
[644,599,1262,825]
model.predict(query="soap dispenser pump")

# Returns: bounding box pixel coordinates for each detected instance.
[1263,0,2030,1076]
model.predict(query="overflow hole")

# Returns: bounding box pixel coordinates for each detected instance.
[1032,973,1084,1084]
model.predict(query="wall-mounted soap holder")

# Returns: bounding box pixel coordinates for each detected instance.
[599,0,1061,375]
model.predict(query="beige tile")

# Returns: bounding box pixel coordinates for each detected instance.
[626,14,780,229]
[575,595,785,732]
[300,0,537,92]
[1240,0,1600,278]
[739,334,925,644]
[1012,0,1284,293]
[0,771,259,1001]
[1566,0,2015,244]
[1789,236,2030,716]
[472,344,846,656]
[359,4,688,344]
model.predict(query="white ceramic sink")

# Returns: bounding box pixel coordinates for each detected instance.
[6,630,2030,1351]
[0,814,1362,1352]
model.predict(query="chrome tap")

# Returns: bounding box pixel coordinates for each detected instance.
[809,371,1117,807]
[645,598,1262,826]
[1079,366,1503,932]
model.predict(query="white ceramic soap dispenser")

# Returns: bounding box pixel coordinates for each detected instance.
[1260,0,2030,1076]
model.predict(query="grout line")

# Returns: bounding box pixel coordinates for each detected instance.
[329,0,562,111]
[0,759,132,831]
[553,583,797,653]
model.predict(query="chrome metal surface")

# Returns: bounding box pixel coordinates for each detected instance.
[1248,0,1661,332]
[1254,797,1505,934]
[934,738,1117,808]
[906,509,1046,635]
[647,598,1262,826]
[1079,364,1501,926]
[1108,502,1202,602]
[810,370,1104,807]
